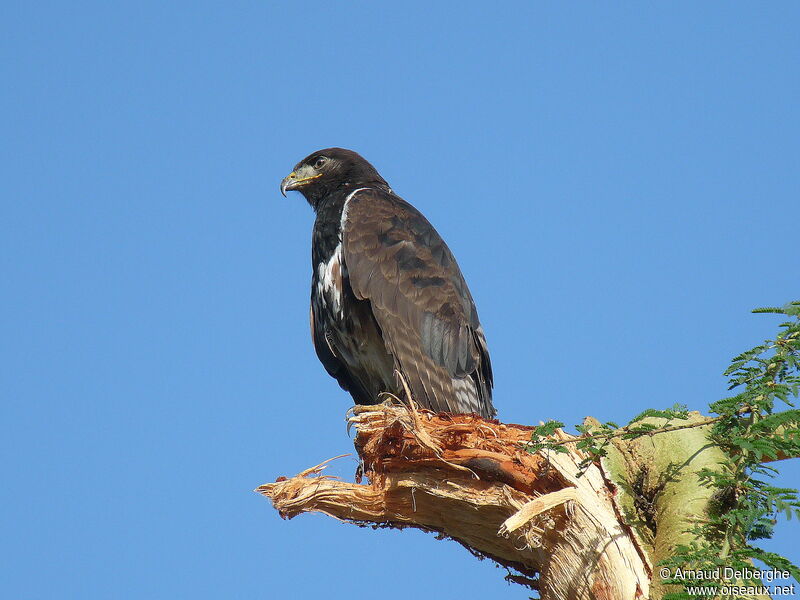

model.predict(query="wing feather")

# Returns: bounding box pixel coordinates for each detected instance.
[342,189,495,417]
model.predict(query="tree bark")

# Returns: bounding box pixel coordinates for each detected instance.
[256,403,767,599]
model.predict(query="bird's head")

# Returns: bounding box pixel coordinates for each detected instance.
[280,148,388,208]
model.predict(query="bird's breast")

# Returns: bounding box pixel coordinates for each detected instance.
[314,242,345,319]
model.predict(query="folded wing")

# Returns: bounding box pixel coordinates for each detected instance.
[341,189,495,418]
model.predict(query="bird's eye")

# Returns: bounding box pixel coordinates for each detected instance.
[314,157,327,169]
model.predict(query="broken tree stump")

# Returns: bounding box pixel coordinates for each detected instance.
[258,403,652,599]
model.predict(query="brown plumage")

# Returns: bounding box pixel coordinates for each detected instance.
[281,148,495,418]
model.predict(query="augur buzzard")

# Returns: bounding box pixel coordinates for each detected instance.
[281,148,495,418]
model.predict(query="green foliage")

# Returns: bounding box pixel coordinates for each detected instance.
[662,301,800,598]
[525,301,800,596]
[526,404,692,477]
[525,420,568,455]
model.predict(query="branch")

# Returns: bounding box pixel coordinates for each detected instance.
[258,403,650,600]
[555,413,798,463]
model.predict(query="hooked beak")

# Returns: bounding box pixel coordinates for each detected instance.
[280,166,322,197]
[280,173,296,197]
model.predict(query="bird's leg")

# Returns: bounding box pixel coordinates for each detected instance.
[375,391,405,407]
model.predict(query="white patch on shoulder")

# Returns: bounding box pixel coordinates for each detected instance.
[341,187,370,229]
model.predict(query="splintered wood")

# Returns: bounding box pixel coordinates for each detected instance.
[257,404,650,600]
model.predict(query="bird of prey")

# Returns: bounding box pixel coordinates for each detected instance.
[280,148,495,418]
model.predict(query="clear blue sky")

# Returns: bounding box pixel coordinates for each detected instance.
[2,2,798,598]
